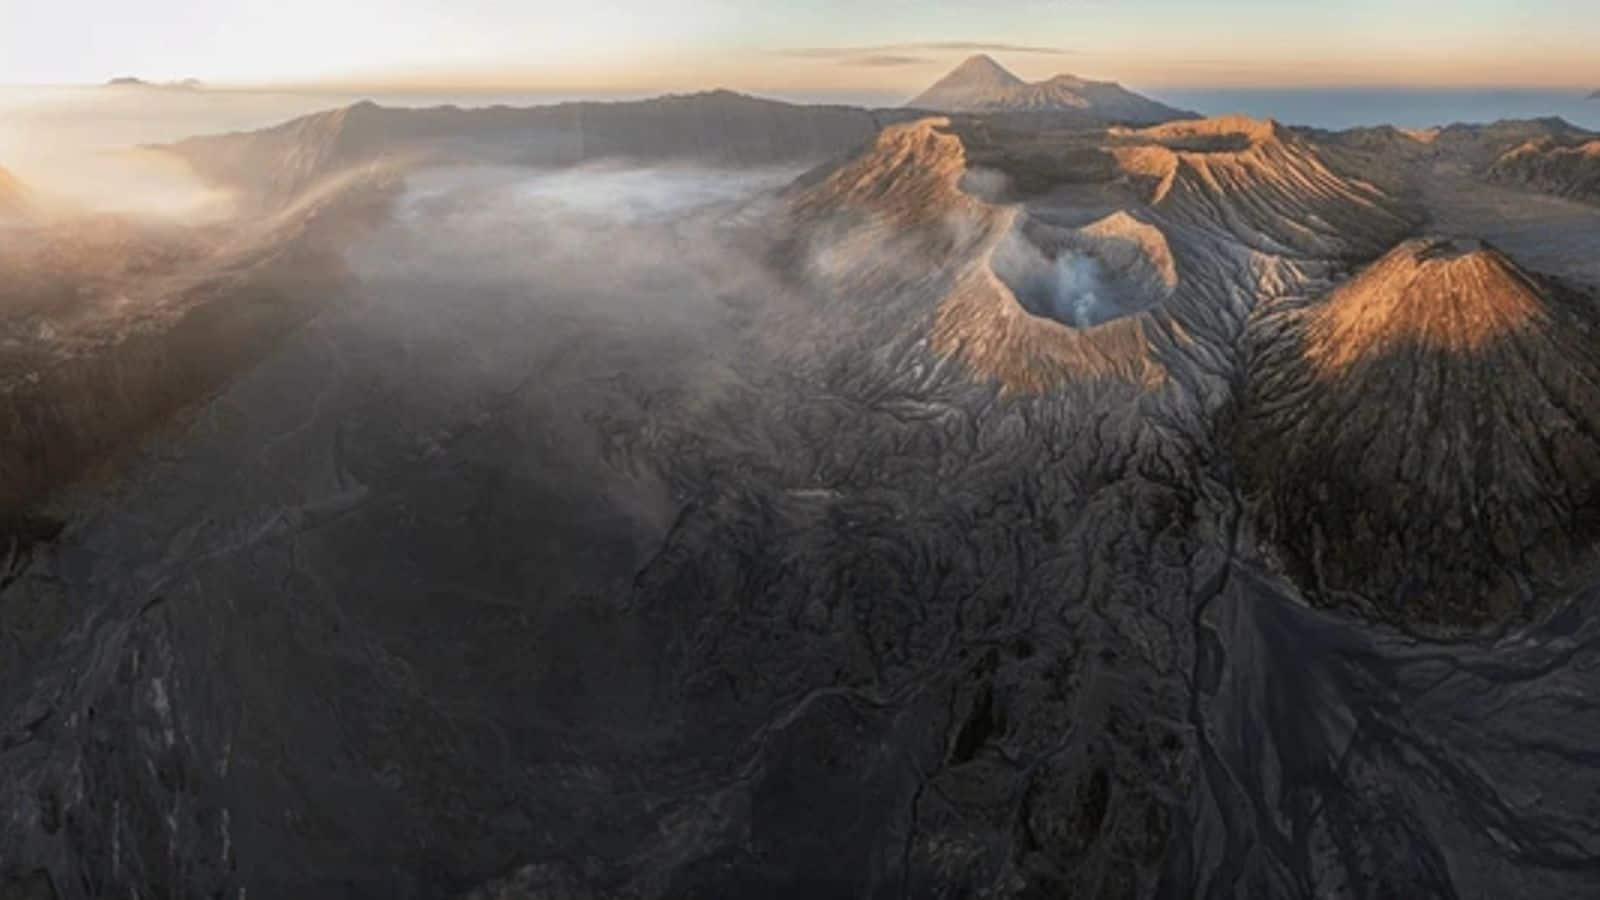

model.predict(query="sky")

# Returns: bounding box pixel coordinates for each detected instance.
[3,0,1598,96]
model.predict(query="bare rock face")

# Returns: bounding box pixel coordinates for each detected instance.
[1488,138,1600,203]
[1240,238,1600,631]
[908,54,1192,124]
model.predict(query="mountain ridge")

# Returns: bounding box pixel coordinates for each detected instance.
[907,54,1191,124]
[160,90,918,209]
[1488,136,1600,203]
[106,76,205,89]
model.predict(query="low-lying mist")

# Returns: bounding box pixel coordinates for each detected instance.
[0,87,313,219]
[0,156,827,896]
[376,163,800,324]
[13,155,811,653]
[303,161,807,565]
[12,147,236,220]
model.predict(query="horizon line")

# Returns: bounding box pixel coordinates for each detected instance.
[5,79,1598,96]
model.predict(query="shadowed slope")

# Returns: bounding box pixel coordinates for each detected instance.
[1240,238,1600,631]
[0,167,402,528]
[1489,138,1600,203]
[14,88,1600,900]
[162,93,909,210]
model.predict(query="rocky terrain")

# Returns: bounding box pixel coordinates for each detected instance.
[5,93,1600,900]
[1241,237,1600,629]
[1487,137,1600,202]
[907,55,1192,124]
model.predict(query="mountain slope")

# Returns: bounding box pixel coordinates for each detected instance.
[1110,117,1419,259]
[0,167,401,527]
[1488,137,1600,203]
[13,80,1600,900]
[1432,118,1594,168]
[162,92,910,209]
[1240,237,1600,630]
[781,113,1422,393]
[906,54,1022,109]
[907,54,1190,124]
[782,118,1163,391]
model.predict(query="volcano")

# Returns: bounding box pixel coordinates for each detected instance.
[1241,238,1600,630]
[907,54,1191,124]
[12,82,1600,900]
[1109,116,1418,258]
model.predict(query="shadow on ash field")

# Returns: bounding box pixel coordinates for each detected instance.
[5,160,1600,900]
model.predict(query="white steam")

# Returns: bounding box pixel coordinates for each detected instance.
[1043,252,1116,328]
[992,228,1132,329]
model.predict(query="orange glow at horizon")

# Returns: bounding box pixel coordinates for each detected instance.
[263,43,1600,98]
[3,0,1597,95]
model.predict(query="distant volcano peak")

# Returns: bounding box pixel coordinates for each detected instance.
[907,56,1191,124]
[943,54,1026,87]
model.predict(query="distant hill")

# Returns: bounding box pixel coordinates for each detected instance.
[106,77,204,90]
[906,54,1191,124]
[160,90,921,209]
[1489,136,1600,203]
[1589,90,1600,100]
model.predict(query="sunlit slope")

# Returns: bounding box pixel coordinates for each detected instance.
[1241,237,1600,629]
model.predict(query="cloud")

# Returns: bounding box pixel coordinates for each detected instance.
[909,42,1070,55]
[842,55,930,68]
[776,41,1069,61]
